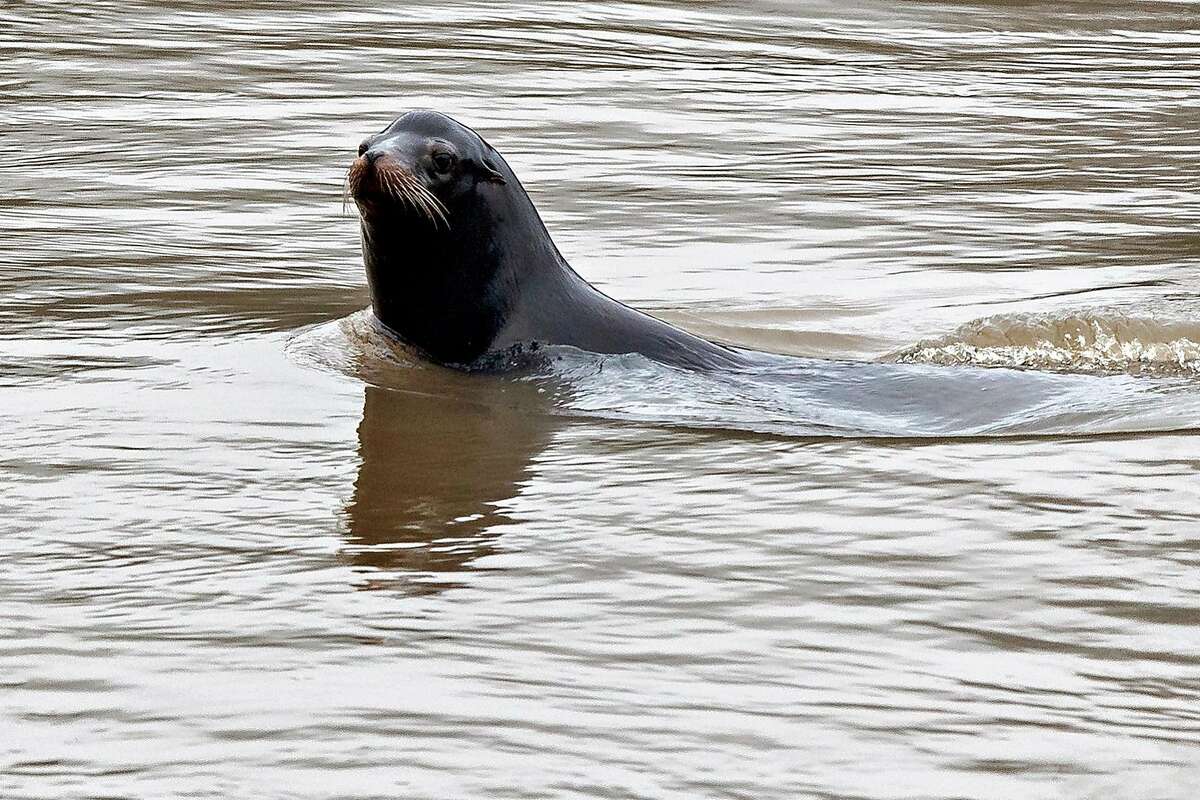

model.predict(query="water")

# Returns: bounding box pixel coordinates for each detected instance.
[4,1,1200,797]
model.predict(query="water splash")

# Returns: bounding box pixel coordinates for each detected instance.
[888,309,1200,377]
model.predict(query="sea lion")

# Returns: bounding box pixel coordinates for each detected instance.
[347,110,747,370]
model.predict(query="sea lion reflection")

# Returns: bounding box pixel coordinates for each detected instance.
[344,377,556,593]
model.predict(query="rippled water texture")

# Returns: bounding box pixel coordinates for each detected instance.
[4,2,1200,798]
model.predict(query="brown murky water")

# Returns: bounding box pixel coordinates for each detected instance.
[4,1,1200,797]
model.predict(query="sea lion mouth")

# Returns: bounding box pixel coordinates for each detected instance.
[346,155,449,229]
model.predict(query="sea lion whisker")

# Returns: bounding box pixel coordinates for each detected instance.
[415,192,444,229]
[395,179,423,221]
[420,198,445,229]
[393,177,424,223]
[392,173,443,228]
[417,186,450,228]
[405,184,434,218]
[383,171,400,201]
[407,180,448,229]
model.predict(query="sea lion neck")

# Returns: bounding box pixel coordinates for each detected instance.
[360,177,568,366]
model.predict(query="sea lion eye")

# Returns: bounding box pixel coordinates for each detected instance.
[431,152,455,173]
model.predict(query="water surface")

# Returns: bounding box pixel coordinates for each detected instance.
[3,1,1200,797]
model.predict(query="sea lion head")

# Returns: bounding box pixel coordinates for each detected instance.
[346,111,554,366]
[347,109,508,227]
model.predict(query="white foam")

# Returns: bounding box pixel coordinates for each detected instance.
[889,309,1200,377]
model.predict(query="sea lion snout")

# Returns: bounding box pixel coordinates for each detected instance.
[354,147,405,175]
[349,151,412,198]
[347,144,449,228]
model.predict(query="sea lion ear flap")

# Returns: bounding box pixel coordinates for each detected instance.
[478,159,506,185]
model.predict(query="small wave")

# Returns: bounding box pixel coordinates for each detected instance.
[286,310,427,381]
[888,310,1200,377]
